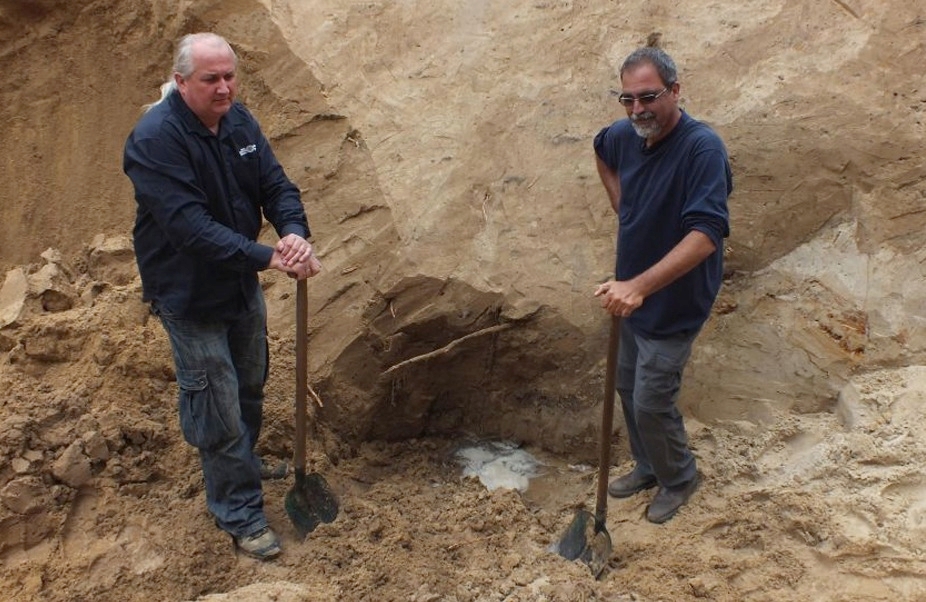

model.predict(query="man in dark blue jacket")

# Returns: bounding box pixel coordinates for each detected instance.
[593,46,732,524]
[124,32,321,559]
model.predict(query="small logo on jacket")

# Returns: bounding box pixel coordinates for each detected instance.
[239,144,257,157]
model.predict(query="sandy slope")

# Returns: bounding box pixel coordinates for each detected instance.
[1,0,926,600]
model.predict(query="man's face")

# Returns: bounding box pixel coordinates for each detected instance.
[176,42,237,129]
[619,63,679,144]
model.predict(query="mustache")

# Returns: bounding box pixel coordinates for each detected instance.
[630,111,656,122]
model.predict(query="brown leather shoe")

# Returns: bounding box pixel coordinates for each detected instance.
[607,470,658,498]
[646,474,700,524]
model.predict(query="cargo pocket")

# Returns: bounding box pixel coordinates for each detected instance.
[636,351,686,412]
[176,369,240,450]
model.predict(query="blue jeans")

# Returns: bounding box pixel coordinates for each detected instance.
[616,320,699,489]
[154,295,269,538]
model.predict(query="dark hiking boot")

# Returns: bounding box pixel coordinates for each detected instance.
[260,459,288,480]
[607,470,658,498]
[235,527,282,560]
[646,474,700,524]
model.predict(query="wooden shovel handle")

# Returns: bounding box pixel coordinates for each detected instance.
[294,279,308,474]
[595,315,620,529]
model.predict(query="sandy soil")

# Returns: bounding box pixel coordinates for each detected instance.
[2,0,926,600]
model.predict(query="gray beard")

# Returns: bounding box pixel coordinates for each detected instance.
[630,113,661,139]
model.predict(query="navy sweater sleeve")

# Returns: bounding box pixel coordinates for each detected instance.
[680,139,731,252]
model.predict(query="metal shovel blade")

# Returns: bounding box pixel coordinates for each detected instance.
[555,509,612,579]
[583,522,612,579]
[285,469,339,538]
[555,509,593,560]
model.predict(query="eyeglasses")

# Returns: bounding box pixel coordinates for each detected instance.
[612,86,670,107]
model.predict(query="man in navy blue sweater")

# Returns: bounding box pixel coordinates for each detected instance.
[124,33,322,559]
[593,46,732,524]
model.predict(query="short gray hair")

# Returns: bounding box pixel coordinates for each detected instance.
[173,33,237,78]
[143,33,238,112]
[620,47,678,87]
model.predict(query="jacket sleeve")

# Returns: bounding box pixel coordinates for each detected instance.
[124,125,274,272]
[244,109,311,241]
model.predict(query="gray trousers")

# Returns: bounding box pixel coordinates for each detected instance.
[616,320,699,489]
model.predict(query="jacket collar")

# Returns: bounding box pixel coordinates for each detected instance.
[168,88,236,139]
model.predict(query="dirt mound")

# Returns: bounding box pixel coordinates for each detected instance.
[2,0,926,600]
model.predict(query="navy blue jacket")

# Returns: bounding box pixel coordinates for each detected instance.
[594,112,732,338]
[124,90,310,320]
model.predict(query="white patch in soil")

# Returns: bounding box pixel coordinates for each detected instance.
[455,440,541,492]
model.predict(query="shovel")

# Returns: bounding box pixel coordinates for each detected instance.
[555,315,621,578]
[285,279,339,538]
